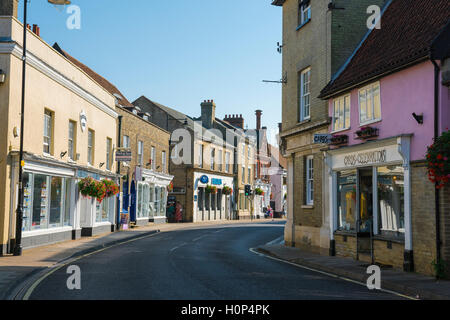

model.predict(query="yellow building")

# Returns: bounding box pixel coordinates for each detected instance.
[0,14,118,254]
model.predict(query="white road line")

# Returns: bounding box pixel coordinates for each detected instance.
[170,242,187,252]
[248,247,418,301]
[266,236,284,246]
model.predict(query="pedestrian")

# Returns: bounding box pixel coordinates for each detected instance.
[175,201,183,223]
[167,202,175,223]
[268,206,273,221]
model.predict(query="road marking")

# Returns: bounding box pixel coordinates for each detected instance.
[170,242,187,252]
[248,248,418,301]
[266,236,284,246]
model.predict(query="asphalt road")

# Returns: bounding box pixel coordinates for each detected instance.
[28,221,404,300]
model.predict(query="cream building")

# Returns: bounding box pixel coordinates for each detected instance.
[0,13,118,254]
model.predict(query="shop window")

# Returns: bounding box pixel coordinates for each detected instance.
[378,166,405,235]
[198,187,204,211]
[22,172,32,231]
[149,184,156,217]
[32,174,48,230]
[359,82,381,125]
[143,184,150,217]
[137,183,143,218]
[337,170,357,231]
[49,177,63,228]
[306,155,314,205]
[160,187,167,215]
[205,192,210,211]
[96,196,114,223]
[332,94,351,132]
[64,178,71,226]
[217,189,222,214]
[155,187,161,214]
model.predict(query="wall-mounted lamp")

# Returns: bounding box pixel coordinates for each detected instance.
[99,162,105,168]
[0,70,6,84]
[60,151,67,159]
[13,126,20,138]
[412,112,424,124]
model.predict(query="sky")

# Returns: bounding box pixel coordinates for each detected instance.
[20,0,282,144]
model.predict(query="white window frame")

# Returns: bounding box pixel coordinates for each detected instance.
[106,138,112,170]
[225,152,230,173]
[198,144,203,168]
[162,151,166,173]
[299,1,311,25]
[123,135,130,149]
[210,148,215,170]
[358,81,381,126]
[300,68,311,121]
[43,110,53,155]
[332,94,351,132]
[68,120,76,161]
[88,129,94,166]
[138,141,144,166]
[151,146,156,170]
[218,149,223,171]
[306,155,314,205]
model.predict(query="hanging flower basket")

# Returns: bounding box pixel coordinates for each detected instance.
[205,185,217,194]
[78,176,97,198]
[255,187,264,196]
[102,179,119,198]
[355,126,379,140]
[426,130,450,189]
[330,134,349,146]
[222,186,233,195]
[167,181,174,192]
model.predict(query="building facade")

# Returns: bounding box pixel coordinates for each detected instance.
[0,14,118,254]
[273,0,387,254]
[319,0,450,275]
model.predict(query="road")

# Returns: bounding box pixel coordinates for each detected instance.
[28,221,404,300]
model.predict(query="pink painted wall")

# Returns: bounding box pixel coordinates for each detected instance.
[328,61,449,162]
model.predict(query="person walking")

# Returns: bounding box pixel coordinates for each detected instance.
[175,201,183,223]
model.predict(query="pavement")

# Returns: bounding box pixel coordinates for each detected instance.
[256,243,450,300]
[0,218,272,300]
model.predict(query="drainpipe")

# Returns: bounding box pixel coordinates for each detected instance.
[431,59,442,265]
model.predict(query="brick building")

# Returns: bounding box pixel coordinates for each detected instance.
[319,0,450,275]
[272,0,387,254]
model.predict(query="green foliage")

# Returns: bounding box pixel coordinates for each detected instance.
[427,130,450,189]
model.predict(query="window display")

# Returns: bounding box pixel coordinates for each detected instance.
[378,166,405,235]
[337,170,357,231]
[32,174,48,230]
[49,177,63,228]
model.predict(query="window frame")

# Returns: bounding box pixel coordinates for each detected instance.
[106,138,112,171]
[299,68,311,122]
[43,109,53,155]
[68,120,77,161]
[88,129,95,166]
[358,81,382,126]
[138,140,144,166]
[151,146,156,170]
[299,0,311,26]
[306,155,314,205]
[162,151,166,173]
[332,94,351,133]
[210,147,215,171]
[225,152,230,173]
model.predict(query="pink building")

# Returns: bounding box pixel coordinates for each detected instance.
[319,0,450,276]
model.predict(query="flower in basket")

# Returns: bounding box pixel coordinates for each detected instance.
[222,186,233,195]
[78,176,96,198]
[255,187,264,196]
[102,179,119,198]
[205,185,217,194]
[92,180,107,203]
[426,130,450,189]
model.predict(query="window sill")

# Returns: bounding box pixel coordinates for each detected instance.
[302,205,314,209]
[42,153,55,159]
[296,118,311,126]
[331,127,351,134]
[359,119,382,127]
[296,19,311,31]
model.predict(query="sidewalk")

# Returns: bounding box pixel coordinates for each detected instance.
[256,243,450,300]
[0,218,271,300]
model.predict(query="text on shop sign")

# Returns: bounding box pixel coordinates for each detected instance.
[344,150,387,167]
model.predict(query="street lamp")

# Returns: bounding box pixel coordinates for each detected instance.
[13,0,70,256]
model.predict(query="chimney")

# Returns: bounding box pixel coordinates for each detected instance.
[201,99,216,129]
[0,0,19,18]
[255,110,262,130]
[223,114,244,129]
[32,24,40,37]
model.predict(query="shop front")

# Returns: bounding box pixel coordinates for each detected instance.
[327,135,413,270]
[194,172,233,222]
[134,168,173,225]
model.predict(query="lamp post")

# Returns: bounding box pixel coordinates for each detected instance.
[13,0,71,256]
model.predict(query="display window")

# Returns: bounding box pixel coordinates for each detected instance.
[22,172,73,232]
[96,196,114,223]
[337,170,357,231]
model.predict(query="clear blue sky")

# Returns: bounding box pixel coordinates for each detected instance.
[21,0,282,141]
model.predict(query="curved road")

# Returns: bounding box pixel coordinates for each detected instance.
[28,221,403,300]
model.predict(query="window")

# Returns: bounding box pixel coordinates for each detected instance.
[299,68,311,121]
[43,109,53,154]
[68,121,76,160]
[299,0,311,26]
[151,146,156,170]
[138,141,144,166]
[306,155,314,205]
[96,196,114,223]
[359,82,381,124]
[88,129,94,165]
[378,166,405,235]
[171,144,178,160]
[337,170,357,231]
[198,144,203,168]
[248,168,251,184]
[162,151,167,173]
[210,148,215,170]
[332,95,351,131]
[106,138,112,170]
[225,152,230,173]
[242,166,245,183]
[123,135,130,149]
[218,150,223,171]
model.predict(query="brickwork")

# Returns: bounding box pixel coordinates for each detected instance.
[441,185,450,275]
[335,234,357,259]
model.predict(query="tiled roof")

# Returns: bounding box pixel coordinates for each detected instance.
[52,43,134,108]
[319,0,450,99]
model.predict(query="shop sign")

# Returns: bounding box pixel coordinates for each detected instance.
[200,175,209,184]
[77,170,100,180]
[344,150,387,167]
[116,148,132,162]
[211,178,222,186]
[314,134,332,144]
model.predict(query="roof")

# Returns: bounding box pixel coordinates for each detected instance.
[52,43,134,108]
[271,0,285,7]
[319,0,450,99]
